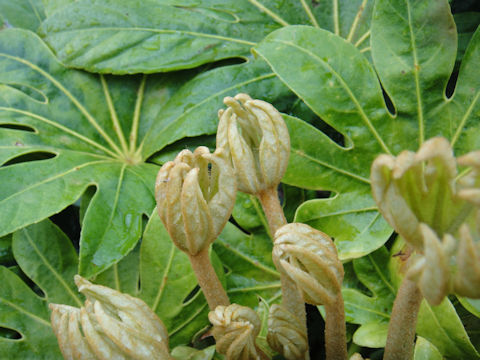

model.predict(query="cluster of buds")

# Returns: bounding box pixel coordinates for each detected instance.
[273,223,344,306]
[216,93,290,195]
[371,137,480,304]
[267,304,308,360]
[50,276,171,360]
[155,146,236,256]
[208,304,261,360]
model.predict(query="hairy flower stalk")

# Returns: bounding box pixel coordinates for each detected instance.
[155,147,236,310]
[50,276,171,360]
[273,223,347,360]
[217,94,309,358]
[208,304,266,360]
[370,137,480,360]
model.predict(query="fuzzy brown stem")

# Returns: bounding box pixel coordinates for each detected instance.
[324,296,348,360]
[257,186,287,235]
[188,248,230,310]
[257,186,310,360]
[383,278,423,360]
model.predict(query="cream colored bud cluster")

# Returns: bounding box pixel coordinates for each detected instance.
[217,93,290,195]
[155,146,236,256]
[208,304,261,360]
[371,137,480,304]
[266,304,308,360]
[50,276,171,360]
[273,223,344,306]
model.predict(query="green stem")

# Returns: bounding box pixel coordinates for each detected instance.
[257,186,310,360]
[188,248,230,310]
[384,277,423,360]
[324,296,348,360]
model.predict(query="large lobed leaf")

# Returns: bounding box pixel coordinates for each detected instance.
[254,0,480,259]
[0,27,290,277]
[38,0,373,74]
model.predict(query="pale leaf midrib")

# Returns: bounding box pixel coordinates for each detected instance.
[0,53,122,156]
[23,230,83,307]
[49,26,257,46]
[0,296,51,327]
[0,159,111,206]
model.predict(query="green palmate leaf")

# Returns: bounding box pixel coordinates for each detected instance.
[38,0,373,74]
[214,224,281,309]
[12,221,83,307]
[0,266,61,359]
[414,337,443,360]
[254,0,480,258]
[138,210,212,347]
[0,219,82,359]
[0,0,45,31]
[92,241,141,297]
[417,299,480,359]
[0,29,288,277]
[342,247,395,348]
[38,0,279,74]
[312,0,373,52]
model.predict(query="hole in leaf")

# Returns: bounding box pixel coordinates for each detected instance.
[0,123,35,132]
[8,265,45,298]
[7,83,48,103]
[51,205,81,248]
[0,327,22,340]
[286,98,347,147]
[228,217,252,236]
[446,70,458,99]
[3,151,56,167]
[382,88,396,116]
[182,285,201,304]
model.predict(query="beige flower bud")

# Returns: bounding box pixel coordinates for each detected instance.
[216,93,290,195]
[155,147,236,255]
[371,137,480,303]
[453,224,480,298]
[266,304,308,360]
[370,137,469,251]
[50,304,97,360]
[273,223,343,306]
[208,304,261,360]
[406,224,452,305]
[49,276,172,360]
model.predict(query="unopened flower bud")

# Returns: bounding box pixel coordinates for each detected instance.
[50,276,172,360]
[208,304,261,360]
[453,224,480,298]
[372,137,480,304]
[50,304,97,359]
[273,223,343,306]
[216,93,290,195]
[370,137,467,251]
[267,304,308,360]
[155,147,236,255]
[406,224,452,305]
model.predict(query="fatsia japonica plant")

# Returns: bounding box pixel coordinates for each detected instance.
[0,0,479,359]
